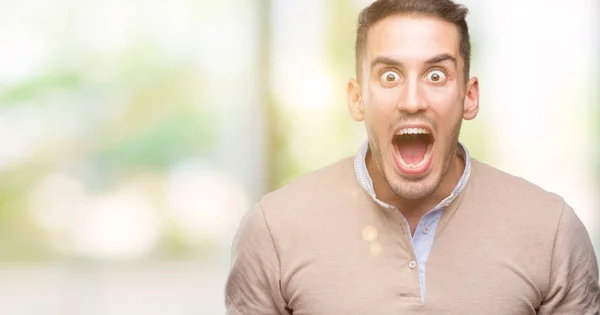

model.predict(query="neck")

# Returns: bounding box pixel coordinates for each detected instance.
[367,145,465,216]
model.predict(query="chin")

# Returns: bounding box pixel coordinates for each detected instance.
[387,165,442,200]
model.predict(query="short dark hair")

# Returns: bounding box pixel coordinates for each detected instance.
[355,0,471,82]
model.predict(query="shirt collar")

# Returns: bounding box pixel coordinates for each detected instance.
[353,140,472,210]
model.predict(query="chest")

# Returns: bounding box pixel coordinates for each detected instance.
[279,227,545,315]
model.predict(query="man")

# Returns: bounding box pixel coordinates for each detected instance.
[225,0,600,313]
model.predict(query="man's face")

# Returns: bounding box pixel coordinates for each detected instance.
[348,16,478,201]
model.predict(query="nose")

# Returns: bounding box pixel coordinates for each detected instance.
[396,78,428,113]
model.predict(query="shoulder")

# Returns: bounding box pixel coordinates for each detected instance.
[466,159,572,237]
[253,156,360,237]
[467,160,599,307]
[469,159,566,211]
[260,156,357,210]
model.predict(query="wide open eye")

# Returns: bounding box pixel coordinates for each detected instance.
[425,70,446,83]
[380,70,401,85]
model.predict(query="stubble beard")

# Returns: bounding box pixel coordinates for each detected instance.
[368,115,463,201]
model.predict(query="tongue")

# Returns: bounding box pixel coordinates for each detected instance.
[396,135,429,165]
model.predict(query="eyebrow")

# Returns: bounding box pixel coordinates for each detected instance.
[371,53,457,69]
[425,53,457,67]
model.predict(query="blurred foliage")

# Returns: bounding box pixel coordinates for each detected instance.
[0,176,56,261]
[0,72,82,106]
[270,0,359,189]
[0,42,216,261]
[270,104,303,189]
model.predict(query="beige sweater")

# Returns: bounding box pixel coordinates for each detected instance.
[225,157,600,314]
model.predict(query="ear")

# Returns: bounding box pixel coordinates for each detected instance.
[462,76,479,121]
[347,79,364,121]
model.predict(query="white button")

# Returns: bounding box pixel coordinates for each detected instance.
[408,260,417,269]
[423,227,430,234]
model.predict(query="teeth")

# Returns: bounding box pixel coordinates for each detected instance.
[397,128,429,135]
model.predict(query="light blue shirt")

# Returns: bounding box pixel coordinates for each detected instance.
[353,141,471,301]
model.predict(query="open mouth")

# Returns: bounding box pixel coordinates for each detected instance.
[393,127,434,172]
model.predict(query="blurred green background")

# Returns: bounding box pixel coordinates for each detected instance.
[0,0,597,313]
